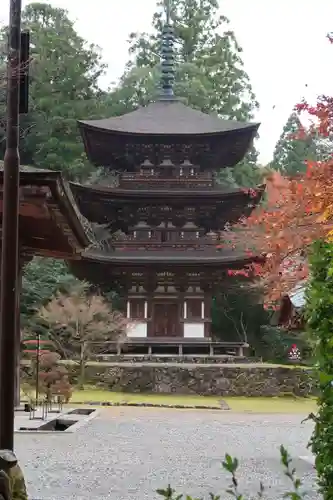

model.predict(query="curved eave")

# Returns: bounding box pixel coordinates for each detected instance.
[0,168,91,256]
[79,250,263,267]
[78,119,259,137]
[70,181,265,224]
[71,181,265,199]
[54,176,92,251]
[78,122,259,169]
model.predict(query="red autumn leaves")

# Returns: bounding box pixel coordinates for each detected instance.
[232,93,333,303]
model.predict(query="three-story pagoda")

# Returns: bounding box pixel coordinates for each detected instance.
[70,13,264,354]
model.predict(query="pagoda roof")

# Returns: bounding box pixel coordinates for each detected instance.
[0,164,91,259]
[70,246,264,286]
[70,181,265,200]
[78,99,259,169]
[79,100,259,136]
[77,248,261,267]
[69,181,264,230]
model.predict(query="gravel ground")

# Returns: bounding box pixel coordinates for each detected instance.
[14,408,319,500]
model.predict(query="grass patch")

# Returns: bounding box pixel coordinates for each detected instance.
[224,396,317,414]
[70,387,317,413]
[71,388,221,408]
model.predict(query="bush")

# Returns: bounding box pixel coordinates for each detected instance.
[260,326,311,364]
[157,446,306,499]
[21,351,72,404]
[306,240,333,499]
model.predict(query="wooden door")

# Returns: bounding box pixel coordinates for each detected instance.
[153,303,179,337]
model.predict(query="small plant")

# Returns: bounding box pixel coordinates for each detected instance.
[157,446,306,499]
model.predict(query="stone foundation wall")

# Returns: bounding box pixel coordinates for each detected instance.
[68,363,316,397]
[94,355,261,364]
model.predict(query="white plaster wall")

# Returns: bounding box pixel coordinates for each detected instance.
[183,323,205,338]
[127,322,147,338]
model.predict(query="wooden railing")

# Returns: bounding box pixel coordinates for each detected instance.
[119,173,214,189]
[93,339,249,357]
[111,238,216,251]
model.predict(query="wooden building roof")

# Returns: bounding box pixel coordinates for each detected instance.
[70,248,263,288]
[79,100,258,136]
[70,182,265,231]
[78,99,259,169]
[0,165,92,259]
[82,248,260,265]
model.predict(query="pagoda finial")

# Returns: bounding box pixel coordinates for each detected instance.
[159,0,176,99]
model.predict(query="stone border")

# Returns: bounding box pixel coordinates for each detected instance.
[299,455,316,467]
[70,400,230,410]
[16,408,99,434]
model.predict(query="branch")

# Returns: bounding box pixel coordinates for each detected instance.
[219,294,248,342]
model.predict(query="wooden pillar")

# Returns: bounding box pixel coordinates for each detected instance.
[15,253,31,407]
[146,278,156,338]
[176,284,185,338]
[202,283,213,338]
[14,271,21,408]
[183,300,187,319]
[0,250,30,409]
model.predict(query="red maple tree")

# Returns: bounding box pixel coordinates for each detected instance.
[224,32,333,304]
[225,102,333,304]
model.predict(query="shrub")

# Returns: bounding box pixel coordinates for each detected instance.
[21,351,72,404]
[306,240,333,499]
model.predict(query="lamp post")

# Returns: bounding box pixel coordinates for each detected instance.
[0,0,22,450]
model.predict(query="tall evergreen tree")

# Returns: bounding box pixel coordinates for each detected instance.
[0,3,113,180]
[271,111,322,176]
[114,0,262,187]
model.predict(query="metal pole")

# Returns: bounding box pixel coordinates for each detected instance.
[35,333,40,406]
[0,0,22,450]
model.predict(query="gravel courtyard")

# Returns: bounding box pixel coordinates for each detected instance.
[14,408,319,500]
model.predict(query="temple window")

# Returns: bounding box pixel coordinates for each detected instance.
[187,299,202,319]
[130,299,145,319]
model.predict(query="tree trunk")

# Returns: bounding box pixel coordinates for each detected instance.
[78,341,86,390]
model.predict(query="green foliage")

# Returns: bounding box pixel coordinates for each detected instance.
[21,257,79,332]
[270,112,327,176]
[259,326,309,364]
[306,240,333,499]
[157,446,305,499]
[116,0,261,187]
[126,0,257,117]
[0,2,113,179]
[211,285,271,355]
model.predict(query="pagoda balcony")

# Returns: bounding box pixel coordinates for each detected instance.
[109,237,217,251]
[119,173,214,190]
